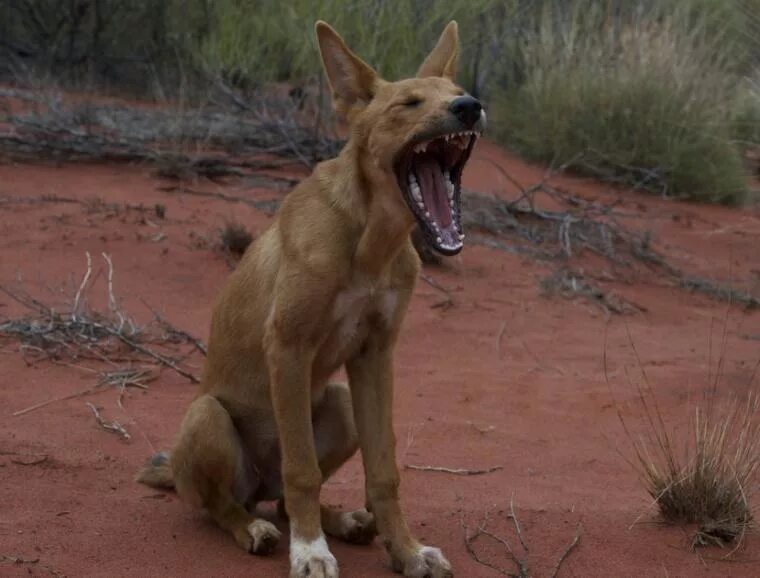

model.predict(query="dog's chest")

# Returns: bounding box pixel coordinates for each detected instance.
[323,284,397,364]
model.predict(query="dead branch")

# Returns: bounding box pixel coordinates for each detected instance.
[420,273,455,309]
[540,268,644,315]
[548,523,582,578]
[462,510,528,578]
[0,553,64,577]
[405,464,503,476]
[0,253,203,388]
[463,497,583,578]
[509,495,530,556]
[12,383,103,417]
[0,87,340,170]
[10,454,48,466]
[463,522,516,577]
[496,321,507,357]
[86,402,130,440]
[156,184,283,216]
[460,178,757,313]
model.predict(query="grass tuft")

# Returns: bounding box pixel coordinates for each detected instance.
[609,327,760,549]
[635,397,759,547]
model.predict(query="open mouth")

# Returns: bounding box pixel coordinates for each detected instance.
[395,130,478,255]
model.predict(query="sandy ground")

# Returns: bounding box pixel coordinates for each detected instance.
[1,140,759,578]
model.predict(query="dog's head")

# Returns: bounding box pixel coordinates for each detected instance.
[316,21,485,256]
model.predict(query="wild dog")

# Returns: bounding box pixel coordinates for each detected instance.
[137,20,484,578]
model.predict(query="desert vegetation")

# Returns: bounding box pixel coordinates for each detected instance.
[1,0,758,202]
[607,324,760,551]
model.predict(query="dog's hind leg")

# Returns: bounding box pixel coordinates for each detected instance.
[313,382,378,545]
[171,394,282,555]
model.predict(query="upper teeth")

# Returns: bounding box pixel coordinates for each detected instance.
[412,130,479,154]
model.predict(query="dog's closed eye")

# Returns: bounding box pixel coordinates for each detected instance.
[401,96,423,108]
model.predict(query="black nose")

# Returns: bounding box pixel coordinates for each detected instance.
[449,95,482,129]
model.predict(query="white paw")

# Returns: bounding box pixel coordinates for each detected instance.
[395,545,452,578]
[289,533,339,578]
[245,519,281,554]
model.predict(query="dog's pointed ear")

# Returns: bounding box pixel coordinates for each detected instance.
[315,21,378,116]
[417,21,459,80]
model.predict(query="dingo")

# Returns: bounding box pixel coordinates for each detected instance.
[138,20,484,578]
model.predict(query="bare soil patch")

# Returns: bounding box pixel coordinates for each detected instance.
[1,139,758,576]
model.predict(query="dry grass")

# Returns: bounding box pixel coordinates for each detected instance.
[608,326,760,550]
[220,221,253,256]
[645,397,759,548]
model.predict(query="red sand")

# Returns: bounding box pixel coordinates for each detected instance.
[1,142,758,578]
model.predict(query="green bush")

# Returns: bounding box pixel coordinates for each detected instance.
[1,0,757,203]
[732,77,760,146]
[489,1,752,203]
[181,0,506,92]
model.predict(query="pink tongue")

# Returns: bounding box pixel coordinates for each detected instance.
[415,156,452,228]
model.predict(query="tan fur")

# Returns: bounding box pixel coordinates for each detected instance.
[137,20,476,577]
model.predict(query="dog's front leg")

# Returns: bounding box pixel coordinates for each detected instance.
[347,337,453,578]
[268,340,338,578]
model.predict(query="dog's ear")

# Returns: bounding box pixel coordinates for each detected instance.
[315,21,378,116]
[417,21,459,80]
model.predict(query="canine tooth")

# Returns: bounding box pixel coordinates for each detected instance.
[436,236,443,244]
[459,233,465,240]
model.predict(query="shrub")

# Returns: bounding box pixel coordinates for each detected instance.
[184,0,506,93]
[732,75,760,147]
[490,2,750,203]
[1,0,757,203]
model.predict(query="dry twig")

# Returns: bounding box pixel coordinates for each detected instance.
[405,464,503,476]
[463,496,582,578]
[86,402,130,440]
[549,523,582,578]
[0,253,203,387]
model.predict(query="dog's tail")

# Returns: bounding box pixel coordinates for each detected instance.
[135,450,174,489]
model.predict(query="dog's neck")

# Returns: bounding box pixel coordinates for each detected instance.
[328,139,416,280]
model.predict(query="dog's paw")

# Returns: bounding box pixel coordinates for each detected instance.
[392,545,452,578]
[289,534,339,578]
[235,519,282,555]
[337,509,377,545]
